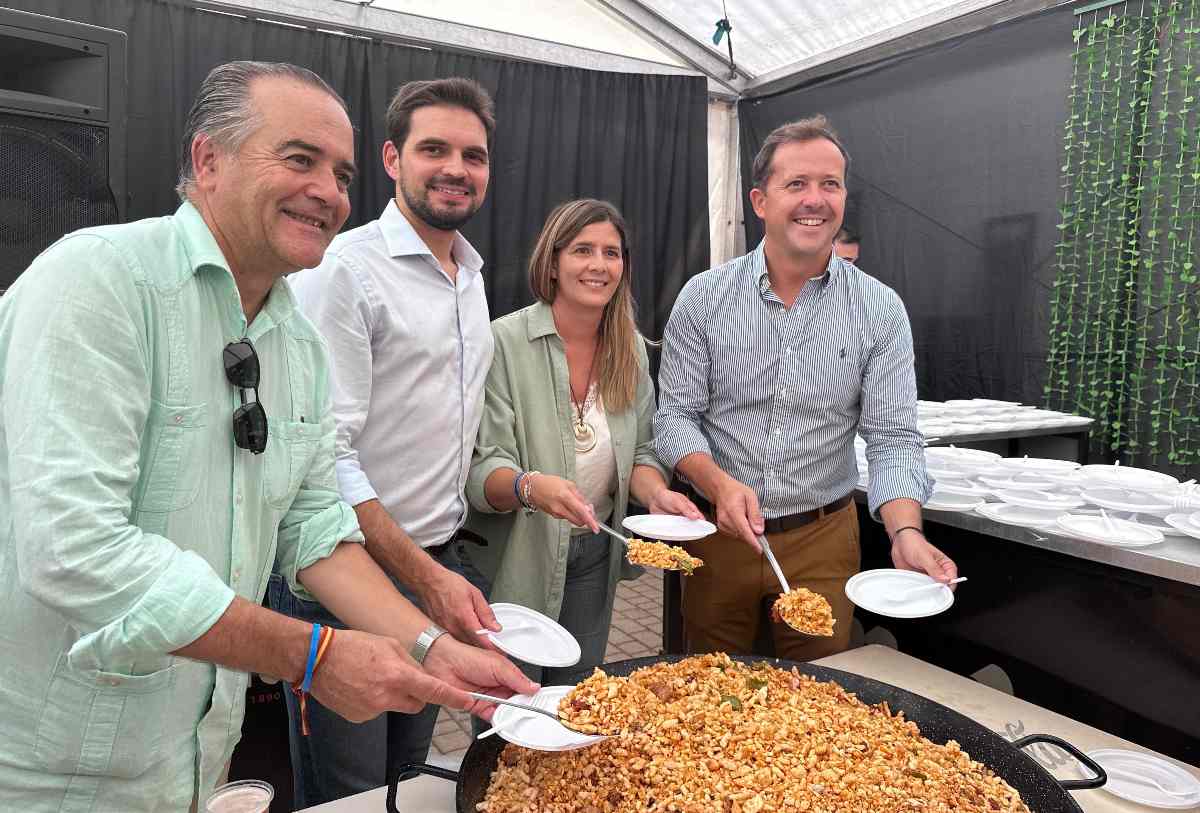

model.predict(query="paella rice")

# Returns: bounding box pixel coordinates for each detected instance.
[557,670,663,735]
[625,537,704,574]
[481,653,1031,813]
[771,587,835,637]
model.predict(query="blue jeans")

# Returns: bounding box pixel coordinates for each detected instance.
[266,542,489,808]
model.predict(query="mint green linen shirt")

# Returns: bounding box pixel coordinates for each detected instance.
[464,302,668,622]
[0,203,361,812]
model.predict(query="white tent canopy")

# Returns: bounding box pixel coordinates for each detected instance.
[192,0,1066,263]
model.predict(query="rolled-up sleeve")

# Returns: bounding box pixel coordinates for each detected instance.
[654,277,714,470]
[860,291,934,519]
[466,337,521,514]
[292,256,379,508]
[6,236,235,672]
[276,358,363,600]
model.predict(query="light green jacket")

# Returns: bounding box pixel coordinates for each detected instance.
[0,203,360,812]
[465,302,667,621]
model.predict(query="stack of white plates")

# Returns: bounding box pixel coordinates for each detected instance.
[993,489,1085,511]
[925,490,985,512]
[975,502,1063,528]
[1080,464,1179,492]
[1163,512,1200,540]
[1080,487,1173,516]
[1053,514,1165,547]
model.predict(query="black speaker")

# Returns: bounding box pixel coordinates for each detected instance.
[0,7,126,293]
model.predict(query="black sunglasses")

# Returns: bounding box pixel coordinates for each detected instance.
[223,339,268,454]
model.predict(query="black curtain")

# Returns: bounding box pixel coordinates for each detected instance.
[739,7,1076,404]
[9,0,710,335]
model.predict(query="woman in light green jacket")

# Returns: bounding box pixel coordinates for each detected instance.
[464,199,700,684]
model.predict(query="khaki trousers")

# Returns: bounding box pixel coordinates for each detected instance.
[681,501,860,662]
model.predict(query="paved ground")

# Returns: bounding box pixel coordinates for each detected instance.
[427,568,664,767]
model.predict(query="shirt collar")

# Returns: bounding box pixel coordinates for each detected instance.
[526,299,558,341]
[172,200,297,333]
[378,199,484,277]
[752,238,841,296]
[173,200,231,282]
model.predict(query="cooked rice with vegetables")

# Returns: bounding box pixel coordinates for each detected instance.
[625,537,704,573]
[771,587,835,637]
[480,653,1031,813]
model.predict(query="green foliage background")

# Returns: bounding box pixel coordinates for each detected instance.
[1046,0,1200,473]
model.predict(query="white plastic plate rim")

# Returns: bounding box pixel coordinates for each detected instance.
[486,603,582,668]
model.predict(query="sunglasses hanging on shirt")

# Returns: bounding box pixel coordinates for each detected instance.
[223,338,268,454]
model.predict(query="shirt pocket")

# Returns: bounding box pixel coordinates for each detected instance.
[263,418,323,509]
[34,653,178,779]
[135,400,208,513]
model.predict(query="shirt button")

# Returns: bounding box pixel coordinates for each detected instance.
[174,414,184,424]
[233,569,241,581]
[107,677,121,686]
[779,387,787,397]
[236,492,244,505]
[786,346,794,354]
[775,428,782,436]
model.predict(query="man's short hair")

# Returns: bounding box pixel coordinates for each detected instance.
[750,114,851,191]
[835,228,860,245]
[175,61,347,202]
[385,78,496,152]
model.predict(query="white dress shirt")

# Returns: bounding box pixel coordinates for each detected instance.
[290,200,494,548]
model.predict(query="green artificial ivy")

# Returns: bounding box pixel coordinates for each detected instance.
[1045,0,1200,473]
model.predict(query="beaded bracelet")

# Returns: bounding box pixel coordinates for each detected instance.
[520,470,541,513]
[512,470,527,507]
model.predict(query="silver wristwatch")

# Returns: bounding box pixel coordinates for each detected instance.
[409,623,447,665]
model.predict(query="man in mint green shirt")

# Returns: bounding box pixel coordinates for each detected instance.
[0,61,534,812]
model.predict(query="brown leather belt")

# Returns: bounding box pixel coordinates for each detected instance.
[681,487,852,535]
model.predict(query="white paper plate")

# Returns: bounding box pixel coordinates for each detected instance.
[926,447,1002,465]
[971,398,1022,407]
[1190,511,1200,530]
[1080,464,1179,491]
[1054,514,1165,547]
[924,492,985,512]
[622,514,716,541]
[996,457,1081,474]
[978,473,1061,491]
[930,478,992,497]
[975,502,1063,529]
[490,686,606,752]
[927,464,978,481]
[844,569,954,619]
[993,489,1085,511]
[1165,514,1200,540]
[484,603,581,668]
[1138,513,1197,538]
[1076,749,1200,809]
[1080,487,1174,514]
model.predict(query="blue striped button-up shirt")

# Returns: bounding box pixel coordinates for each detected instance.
[654,241,932,519]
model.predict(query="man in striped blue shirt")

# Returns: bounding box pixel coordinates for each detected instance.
[655,115,956,660]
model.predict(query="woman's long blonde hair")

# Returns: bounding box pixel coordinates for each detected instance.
[528,199,642,413]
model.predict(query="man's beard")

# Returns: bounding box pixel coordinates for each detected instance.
[400,175,480,231]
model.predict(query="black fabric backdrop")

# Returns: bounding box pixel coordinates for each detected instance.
[739,6,1077,404]
[8,0,710,335]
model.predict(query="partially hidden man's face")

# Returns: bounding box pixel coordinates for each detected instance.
[750,138,846,265]
[834,240,859,264]
[200,76,356,275]
[385,104,490,232]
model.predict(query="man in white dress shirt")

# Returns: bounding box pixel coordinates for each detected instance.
[269,77,500,807]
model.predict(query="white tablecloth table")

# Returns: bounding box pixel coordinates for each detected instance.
[300,645,1199,812]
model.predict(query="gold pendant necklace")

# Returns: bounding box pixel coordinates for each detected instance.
[571,348,599,454]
